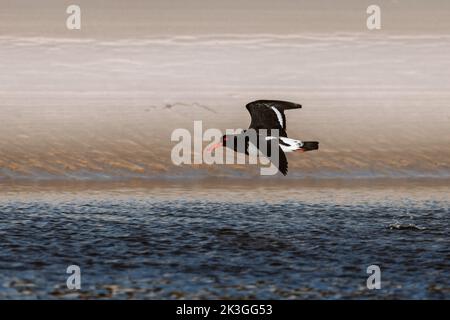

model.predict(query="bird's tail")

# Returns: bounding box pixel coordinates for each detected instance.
[301,141,319,152]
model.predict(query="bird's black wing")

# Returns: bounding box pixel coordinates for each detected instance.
[277,147,288,176]
[245,100,302,137]
[256,138,288,176]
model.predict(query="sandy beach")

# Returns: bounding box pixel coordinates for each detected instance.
[1,1,449,182]
[1,33,449,181]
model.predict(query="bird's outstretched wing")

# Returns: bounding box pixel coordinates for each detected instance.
[245,100,302,137]
[265,146,288,176]
[276,147,288,175]
[253,138,288,176]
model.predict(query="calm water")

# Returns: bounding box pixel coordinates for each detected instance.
[0,185,449,299]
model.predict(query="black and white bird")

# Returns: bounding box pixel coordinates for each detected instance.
[208,100,319,175]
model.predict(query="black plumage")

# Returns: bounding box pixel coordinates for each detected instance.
[246,100,302,137]
[213,99,317,176]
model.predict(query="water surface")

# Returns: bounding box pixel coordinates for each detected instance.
[0,183,448,299]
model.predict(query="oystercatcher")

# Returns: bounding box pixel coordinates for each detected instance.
[208,100,319,175]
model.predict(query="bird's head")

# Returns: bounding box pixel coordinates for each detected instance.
[207,134,240,152]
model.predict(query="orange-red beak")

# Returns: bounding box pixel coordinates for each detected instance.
[207,142,223,152]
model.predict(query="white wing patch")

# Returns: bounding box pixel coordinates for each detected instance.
[271,107,284,128]
[280,137,303,147]
[265,136,304,153]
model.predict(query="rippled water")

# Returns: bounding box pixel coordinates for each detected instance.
[0,185,448,299]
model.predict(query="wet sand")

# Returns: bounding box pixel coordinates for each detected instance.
[1,34,449,181]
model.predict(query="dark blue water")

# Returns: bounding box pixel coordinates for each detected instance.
[0,191,448,299]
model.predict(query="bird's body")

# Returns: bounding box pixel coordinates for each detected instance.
[208,100,319,175]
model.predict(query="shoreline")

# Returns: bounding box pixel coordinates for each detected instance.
[1,176,449,193]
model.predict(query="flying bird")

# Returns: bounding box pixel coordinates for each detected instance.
[208,100,319,175]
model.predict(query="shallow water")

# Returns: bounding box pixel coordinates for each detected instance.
[0,184,448,299]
